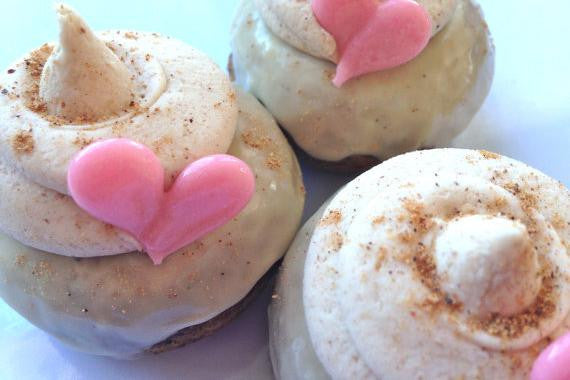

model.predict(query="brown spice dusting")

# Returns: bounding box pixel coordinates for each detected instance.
[25,44,51,79]
[320,209,342,226]
[124,32,138,40]
[241,129,272,149]
[551,214,566,230]
[7,69,15,74]
[412,242,440,294]
[72,136,95,149]
[15,256,28,267]
[31,261,53,278]
[491,197,507,210]
[479,150,501,160]
[22,44,52,114]
[372,216,385,225]
[152,135,174,153]
[329,232,344,251]
[471,265,557,339]
[12,131,35,155]
[375,247,387,271]
[265,152,281,170]
[504,182,538,211]
[396,199,464,312]
[403,199,434,234]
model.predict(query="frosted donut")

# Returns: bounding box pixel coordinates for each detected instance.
[270,149,570,379]
[0,4,305,358]
[231,0,495,169]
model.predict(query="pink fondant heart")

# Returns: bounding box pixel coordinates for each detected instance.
[312,0,432,86]
[68,139,255,265]
[531,333,570,380]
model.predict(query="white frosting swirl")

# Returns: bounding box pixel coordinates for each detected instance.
[435,215,540,317]
[256,0,458,62]
[270,149,570,379]
[0,6,236,195]
[0,6,238,257]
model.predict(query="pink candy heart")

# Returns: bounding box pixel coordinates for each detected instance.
[68,139,255,265]
[312,0,432,86]
[531,333,570,380]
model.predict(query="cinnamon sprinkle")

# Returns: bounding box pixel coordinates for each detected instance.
[12,131,35,155]
[403,199,434,234]
[320,209,342,226]
[479,150,501,160]
[470,265,557,339]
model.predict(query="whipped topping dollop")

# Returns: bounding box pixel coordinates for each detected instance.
[300,149,570,379]
[435,215,540,317]
[40,5,134,122]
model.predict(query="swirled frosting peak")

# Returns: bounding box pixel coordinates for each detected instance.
[435,215,540,317]
[302,149,570,379]
[0,4,238,258]
[256,0,457,63]
[40,4,134,122]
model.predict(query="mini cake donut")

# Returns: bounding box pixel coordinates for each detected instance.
[269,149,570,379]
[0,4,304,358]
[231,0,495,171]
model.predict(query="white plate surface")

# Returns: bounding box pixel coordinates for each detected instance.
[0,1,569,379]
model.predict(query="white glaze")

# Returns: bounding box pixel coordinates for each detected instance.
[0,89,305,358]
[232,0,494,162]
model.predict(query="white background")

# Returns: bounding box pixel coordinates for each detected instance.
[0,1,569,379]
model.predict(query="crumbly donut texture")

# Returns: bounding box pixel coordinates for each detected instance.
[0,88,305,358]
[231,0,494,164]
[270,149,570,379]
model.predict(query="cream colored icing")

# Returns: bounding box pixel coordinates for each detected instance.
[257,0,458,62]
[231,0,494,162]
[0,7,244,257]
[0,14,236,195]
[40,5,135,121]
[435,215,541,317]
[0,88,305,358]
[270,149,570,379]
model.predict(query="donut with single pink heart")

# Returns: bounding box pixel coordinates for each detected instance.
[230,0,495,171]
[0,4,304,358]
